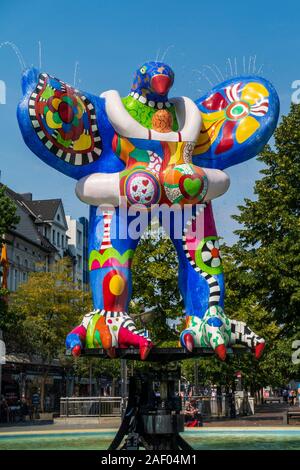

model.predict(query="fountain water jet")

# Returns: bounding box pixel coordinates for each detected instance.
[0,41,26,70]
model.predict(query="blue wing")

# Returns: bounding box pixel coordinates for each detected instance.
[192,76,280,170]
[17,68,124,180]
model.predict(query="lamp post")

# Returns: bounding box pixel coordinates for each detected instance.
[120,359,127,416]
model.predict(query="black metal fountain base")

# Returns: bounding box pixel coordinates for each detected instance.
[109,364,190,450]
[81,347,248,450]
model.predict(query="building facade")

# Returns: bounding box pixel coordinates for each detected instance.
[79,216,89,288]
[66,215,84,289]
[3,188,58,291]
[2,184,89,292]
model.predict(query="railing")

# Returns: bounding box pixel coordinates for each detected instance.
[183,394,255,417]
[60,394,254,418]
[60,397,124,417]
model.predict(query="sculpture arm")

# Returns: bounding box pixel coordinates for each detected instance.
[202,168,230,201]
[75,172,121,207]
[17,67,124,180]
[192,75,279,170]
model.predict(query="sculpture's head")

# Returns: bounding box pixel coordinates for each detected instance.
[130,61,174,104]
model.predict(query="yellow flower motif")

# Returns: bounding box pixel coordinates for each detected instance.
[195,81,269,155]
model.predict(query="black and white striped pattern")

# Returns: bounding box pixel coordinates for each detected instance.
[28,72,102,165]
[230,320,263,348]
[104,311,150,339]
[182,205,221,308]
[83,310,150,339]
[120,317,138,333]
[104,311,127,319]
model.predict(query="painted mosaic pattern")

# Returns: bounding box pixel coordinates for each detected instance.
[28,73,102,165]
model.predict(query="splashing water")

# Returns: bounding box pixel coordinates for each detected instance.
[0,41,26,70]
[38,40,42,69]
[227,57,233,77]
[160,45,174,62]
[252,55,257,74]
[212,64,225,82]
[202,65,222,83]
[73,61,79,87]
[155,48,161,62]
[256,63,264,74]
[192,56,265,97]
[193,69,214,87]
[248,56,252,74]
[234,57,237,76]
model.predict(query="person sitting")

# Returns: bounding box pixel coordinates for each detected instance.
[184,399,202,427]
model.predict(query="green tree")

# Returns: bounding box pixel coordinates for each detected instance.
[180,247,300,395]
[8,258,92,409]
[131,232,181,343]
[229,104,300,335]
[0,186,19,315]
[0,185,19,246]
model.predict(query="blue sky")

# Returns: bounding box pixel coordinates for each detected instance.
[0,0,298,244]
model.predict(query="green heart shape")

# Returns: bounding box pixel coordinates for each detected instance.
[183,177,201,197]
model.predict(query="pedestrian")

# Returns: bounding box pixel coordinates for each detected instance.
[32,390,40,418]
[288,389,296,407]
[282,389,288,403]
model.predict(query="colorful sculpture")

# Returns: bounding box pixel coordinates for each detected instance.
[17,61,279,360]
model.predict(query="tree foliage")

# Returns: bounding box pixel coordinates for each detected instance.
[0,185,19,245]
[229,104,300,334]
[7,258,91,359]
[130,231,181,343]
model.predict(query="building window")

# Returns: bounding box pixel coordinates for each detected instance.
[57,232,60,247]
[61,235,64,249]
[16,255,20,266]
[77,255,82,269]
[57,214,61,221]
[77,230,82,246]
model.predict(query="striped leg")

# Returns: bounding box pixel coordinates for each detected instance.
[230,320,265,359]
[66,206,153,360]
[168,203,265,360]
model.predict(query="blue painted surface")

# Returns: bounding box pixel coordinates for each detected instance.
[193,75,280,170]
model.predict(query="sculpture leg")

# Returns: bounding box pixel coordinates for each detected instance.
[66,206,153,360]
[167,203,265,360]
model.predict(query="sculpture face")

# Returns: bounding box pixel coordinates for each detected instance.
[17,62,279,361]
[130,61,175,103]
